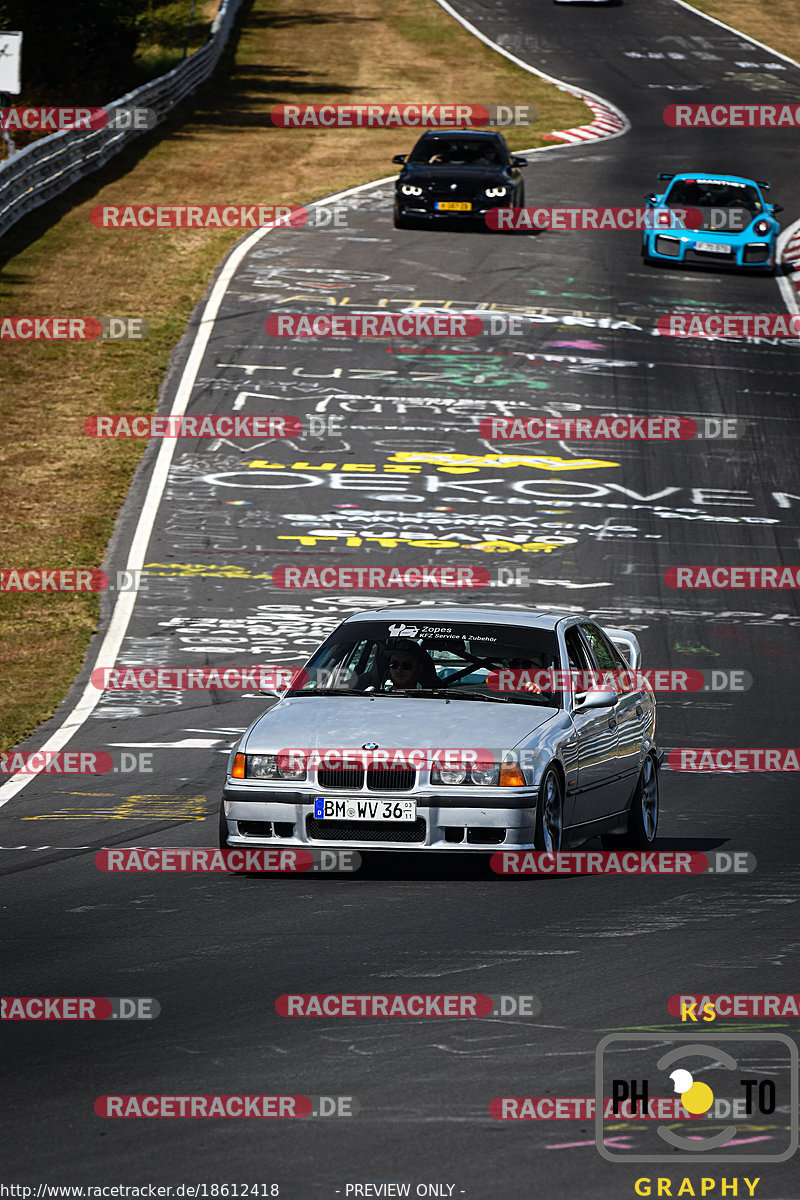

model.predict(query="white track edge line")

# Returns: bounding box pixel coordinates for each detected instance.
[431,0,631,145]
[668,0,800,71]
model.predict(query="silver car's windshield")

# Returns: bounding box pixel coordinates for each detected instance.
[288,620,562,705]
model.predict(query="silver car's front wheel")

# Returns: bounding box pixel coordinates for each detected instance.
[535,767,563,852]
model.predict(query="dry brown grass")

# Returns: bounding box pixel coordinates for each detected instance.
[0,0,591,751]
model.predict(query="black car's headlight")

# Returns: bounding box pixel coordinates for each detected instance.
[232,753,307,782]
[400,184,423,197]
[485,186,508,198]
[752,219,771,236]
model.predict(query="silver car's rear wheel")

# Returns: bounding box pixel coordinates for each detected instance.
[535,767,563,852]
[603,754,658,849]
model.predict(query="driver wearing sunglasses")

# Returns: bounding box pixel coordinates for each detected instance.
[387,653,424,689]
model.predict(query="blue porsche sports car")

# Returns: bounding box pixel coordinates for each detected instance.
[642,172,782,272]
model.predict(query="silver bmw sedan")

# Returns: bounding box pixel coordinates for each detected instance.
[219,607,662,855]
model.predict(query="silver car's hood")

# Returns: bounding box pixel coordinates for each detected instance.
[243,695,558,752]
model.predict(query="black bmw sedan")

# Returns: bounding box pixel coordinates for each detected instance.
[392,129,528,228]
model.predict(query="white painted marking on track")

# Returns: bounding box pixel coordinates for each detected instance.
[431,0,630,150]
[667,0,800,69]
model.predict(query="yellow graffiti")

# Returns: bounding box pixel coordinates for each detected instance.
[244,453,617,474]
[276,535,576,553]
[389,451,618,473]
[24,795,209,820]
[143,563,272,579]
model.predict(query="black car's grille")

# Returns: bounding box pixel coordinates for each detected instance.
[306,817,426,843]
[428,182,475,198]
[317,767,416,791]
[318,768,363,790]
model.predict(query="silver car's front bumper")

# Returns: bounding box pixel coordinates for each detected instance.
[222,786,538,852]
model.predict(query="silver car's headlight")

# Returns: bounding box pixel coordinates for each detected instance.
[431,764,502,786]
[485,186,508,198]
[246,754,307,782]
[401,184,423,197]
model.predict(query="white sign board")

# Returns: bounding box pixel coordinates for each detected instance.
[0,31,22,94]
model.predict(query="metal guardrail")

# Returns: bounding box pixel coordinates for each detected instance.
[0,0,243,239]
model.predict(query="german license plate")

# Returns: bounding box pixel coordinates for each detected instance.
[695,241,732,254]
[314,797,416,821]
[436,201,471,211]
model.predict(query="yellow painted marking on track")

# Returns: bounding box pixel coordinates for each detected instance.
[23,795,209,820]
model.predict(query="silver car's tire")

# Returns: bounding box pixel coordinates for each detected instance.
[535,767,564,852]
[603,755,658,849]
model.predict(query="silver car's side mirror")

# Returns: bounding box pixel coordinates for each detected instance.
[574,688,617,710]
